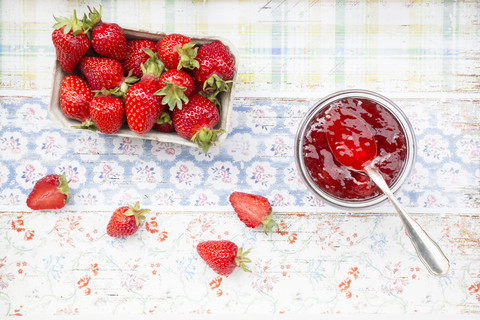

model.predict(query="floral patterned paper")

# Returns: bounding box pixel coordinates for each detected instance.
[0,96,479,317]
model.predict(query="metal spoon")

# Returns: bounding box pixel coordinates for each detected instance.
[325,106,450,276]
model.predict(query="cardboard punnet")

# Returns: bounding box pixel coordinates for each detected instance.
[49,29,238,150]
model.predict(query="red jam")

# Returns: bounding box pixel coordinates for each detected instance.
[324,106,377,172]
[302,97,407,200]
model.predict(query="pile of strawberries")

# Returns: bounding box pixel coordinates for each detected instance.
[53,6,235,153]
[26,172,277,277]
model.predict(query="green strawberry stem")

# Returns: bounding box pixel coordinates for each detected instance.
[156,111,172,125]
[261,213,278,235]
[123,201,150,226]
[235,247,252,273]
[53,10,88,35]
[84,5,102,33]
[203,74,232,95]
[176,42,200,70]
[73,119,98,132]
[154,81,189,111]
[57,172,71,202]
[200,74,233,109]
[191,127,225,154]
[141,49,165,78]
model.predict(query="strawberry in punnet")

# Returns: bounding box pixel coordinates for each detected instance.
[89,89,125,134]
[156,33,199,70]
[193,41,235,98]
[125,49,165,134]
[122,40,157,78]
[172,93,224,153]
[52,10,90,73]
[79,56,124,91]
[154,109,174,133]
[229,192,278,235]
[59,75,95,129]
[196,240,251,276]
[26,173,70,210]
[106,202,150,238]
[155,69,194,111]
[86,6,127,61]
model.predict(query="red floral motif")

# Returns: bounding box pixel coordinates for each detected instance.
[348,267,359,279]
[89,263,99,276]
[210,276,223,297]
[9,305,23,316]
[469,282,480,302]
[315,220,345,251]
[77,275,90,288]
[150,263,161,276]
[52,215,84,247]
[11,214,35,241]
[281,264,291,277]
[338,267,359,299]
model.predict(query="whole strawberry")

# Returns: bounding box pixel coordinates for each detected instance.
[106,202,150,238]
[87,6,127,61]
[122,40,157,78]
[89,92,125,134]
[156,33,199,70]
[60,75,94,126]
[229,192,278,235]
[27,173,70,210]
[196,240,251,276]
[52,10,90,73]
[154,109,174,133]
[193,41,235,87]
[172,93,224,153]
[79,56,124,91]
[155,69,194,111]
[125,49,165,134]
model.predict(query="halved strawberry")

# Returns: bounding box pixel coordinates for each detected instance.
[26,173,70,210]
[229,192,277,235]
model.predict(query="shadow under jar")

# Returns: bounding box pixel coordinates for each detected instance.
[295,89,416,209]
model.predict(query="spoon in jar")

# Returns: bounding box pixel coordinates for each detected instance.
[324,106,450,277]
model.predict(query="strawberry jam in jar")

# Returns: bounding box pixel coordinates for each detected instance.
[295,90,416,209]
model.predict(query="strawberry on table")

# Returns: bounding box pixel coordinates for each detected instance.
[172,93,224,153]
[89,90,125,134]
[87,6,127,61]
[106,202,150,238]
[156,33,199,70]
[196,240,251,276]
[59,75,95,129]
[52,10,90,73]
[155,69,194,111]
[125,49,165,134]
[79,56,124,91]
[122,40,157,78]
[26,173,70,210]
[229,192,278,235]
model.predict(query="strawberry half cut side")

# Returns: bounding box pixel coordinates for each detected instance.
[229,192,278,235]
[26,173,71,210]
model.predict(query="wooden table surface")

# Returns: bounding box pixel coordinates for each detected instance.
[0,0,479,319]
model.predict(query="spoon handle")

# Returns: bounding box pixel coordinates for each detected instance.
[366,167,450,277]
